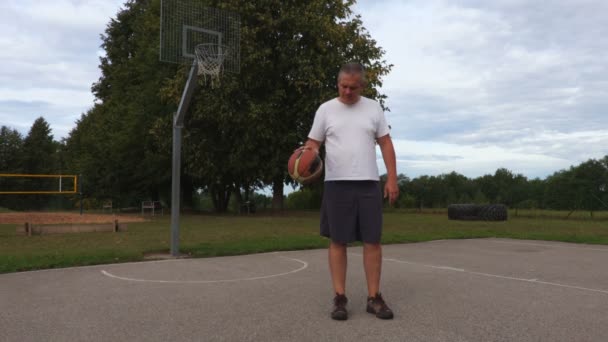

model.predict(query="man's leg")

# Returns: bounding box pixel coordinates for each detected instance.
[329,241,347,294]
[363,242,393,319]
[363,242,382,297]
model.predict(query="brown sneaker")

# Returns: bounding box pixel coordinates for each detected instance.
[366,293,394,319]
[331,293,348,320]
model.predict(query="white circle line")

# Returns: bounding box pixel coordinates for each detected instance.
[100,256,308,284]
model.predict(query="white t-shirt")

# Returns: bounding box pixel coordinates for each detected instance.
[308,97,390,181]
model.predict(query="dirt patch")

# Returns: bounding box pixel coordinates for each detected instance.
[0,212,146,224]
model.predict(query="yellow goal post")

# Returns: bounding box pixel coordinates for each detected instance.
[0,174,79,194]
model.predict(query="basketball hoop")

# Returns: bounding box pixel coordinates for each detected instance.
[160,1,241,256]
[195,43,231,87]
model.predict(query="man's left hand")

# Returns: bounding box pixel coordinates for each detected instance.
[384,179,399,205]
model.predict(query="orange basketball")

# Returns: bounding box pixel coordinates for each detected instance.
[288,148,323,184]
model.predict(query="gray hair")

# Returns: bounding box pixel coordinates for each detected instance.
[337,62,367,85]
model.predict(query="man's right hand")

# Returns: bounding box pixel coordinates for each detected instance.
[303,139,322,154]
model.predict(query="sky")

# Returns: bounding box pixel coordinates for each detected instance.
[1,0,607,180]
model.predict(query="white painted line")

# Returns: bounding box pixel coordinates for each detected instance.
[462,270,608,295]
[353,253,608,295]
[101,256,308,284]
[0,251,294,276]
[382,257,465,272]
[485,239,608,252]
[433,266,467,272]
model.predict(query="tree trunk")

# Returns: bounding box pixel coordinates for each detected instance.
[211,183,232,213]
[234,184,242,213]
[223,189,232,212]
[272,178,284,211]
[181,175,194,210]
[210,187,220,212]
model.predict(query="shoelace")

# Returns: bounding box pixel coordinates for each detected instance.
[334,294,347,306]
[369,293,387,307]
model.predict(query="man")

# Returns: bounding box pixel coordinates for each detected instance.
[304,62,399,320]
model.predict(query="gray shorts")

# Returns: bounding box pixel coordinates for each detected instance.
[320,181,383,244]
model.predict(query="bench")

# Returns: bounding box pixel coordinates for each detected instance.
[102,200,113,213]
[141,201,163,216]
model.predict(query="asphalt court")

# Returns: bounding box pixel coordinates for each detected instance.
[1,238,607,341]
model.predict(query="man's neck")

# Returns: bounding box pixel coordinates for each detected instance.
[337,96,361,105]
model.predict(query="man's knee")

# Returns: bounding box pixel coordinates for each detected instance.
[330,241,347,249]
[363,243,381,250]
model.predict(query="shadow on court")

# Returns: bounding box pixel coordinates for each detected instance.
[2,238,607,342]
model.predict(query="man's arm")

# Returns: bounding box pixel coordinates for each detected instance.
[303,138,322,153]
[377,134,399,205]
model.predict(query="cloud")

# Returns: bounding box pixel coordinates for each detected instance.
[1,0,606,182]
[0,99,87,141]
[376,139,572,179]
[356,0,608,178]
[0,0,124,139]
[14,0,120,30]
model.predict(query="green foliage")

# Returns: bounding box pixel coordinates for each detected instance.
[7,118,61,210]
[64,0,179,208]
[249,192,273,211]
[21,117,57,174]
[286,186,323,210]
[192,190,215,212]
[0,126,25,209]
[161,0,392,211]
[0,126,23,173]
[543,159,608,212]
[472,190,488,204]
[396,193,417,208]
[385,158,608,212]
[516,199,539,209]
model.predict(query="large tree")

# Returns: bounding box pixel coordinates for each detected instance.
[0,126,23,173]
[66,0,179,208]
[14,117,60,209]
[21,117,57,174]
[572,159,608,214]
[162,0,392,211]
[0,126,24,209]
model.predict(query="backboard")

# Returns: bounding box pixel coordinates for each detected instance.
[160,0,240,73]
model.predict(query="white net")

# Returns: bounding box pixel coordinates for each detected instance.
[195,43,231,87]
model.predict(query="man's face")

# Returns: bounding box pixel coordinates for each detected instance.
[337,73,363,105]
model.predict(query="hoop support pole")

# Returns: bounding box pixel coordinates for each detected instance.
[174,59,199,126]
[171,60,199,256]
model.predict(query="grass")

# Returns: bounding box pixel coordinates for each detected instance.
[1,210,607,274]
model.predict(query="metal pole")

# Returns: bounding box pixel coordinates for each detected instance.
[170,124,182,256]
[79,174,83,215]
[170,60,199,257]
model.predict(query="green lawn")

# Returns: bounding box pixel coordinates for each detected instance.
[1,210,607,273]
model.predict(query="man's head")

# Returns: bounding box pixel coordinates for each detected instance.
[337,62,366,105]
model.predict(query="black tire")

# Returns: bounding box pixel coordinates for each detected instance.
[447,204,479,220]
[477,204,508,221]
[448,203,507,221]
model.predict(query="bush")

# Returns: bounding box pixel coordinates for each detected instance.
[286,187,322,210]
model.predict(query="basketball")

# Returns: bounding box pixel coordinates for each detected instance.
[288,148,323,184]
